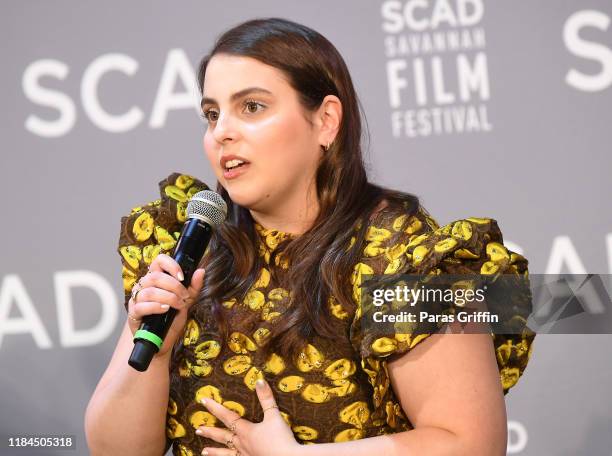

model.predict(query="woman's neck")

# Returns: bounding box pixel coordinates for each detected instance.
[249,188,320,236]
[250,209,318,235]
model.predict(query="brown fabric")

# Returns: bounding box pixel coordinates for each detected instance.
[117,173,536,456]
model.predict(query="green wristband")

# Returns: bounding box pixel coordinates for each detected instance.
[134,329,163,349]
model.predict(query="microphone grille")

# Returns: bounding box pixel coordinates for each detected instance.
[186,190,228,226]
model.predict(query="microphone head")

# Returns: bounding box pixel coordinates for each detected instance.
[186,190,228,226]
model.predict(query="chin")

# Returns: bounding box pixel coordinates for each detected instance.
[234,192,280,215]
[224,187,263,210]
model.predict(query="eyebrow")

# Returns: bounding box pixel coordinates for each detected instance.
[201,87,273,109]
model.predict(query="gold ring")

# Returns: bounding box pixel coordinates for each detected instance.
[228,417,241,433]
[127,312,140,323]
[262,404,279,413]
[133,288,143,302]
[226,434,235,449]
[131,282,142,300]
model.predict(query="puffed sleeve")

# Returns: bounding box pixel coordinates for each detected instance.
[349,204,535,427]
[117,172,209,312]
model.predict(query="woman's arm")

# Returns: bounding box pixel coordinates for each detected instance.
[84,320,171,456]
[299,322,507,456]
[85,252,204,455]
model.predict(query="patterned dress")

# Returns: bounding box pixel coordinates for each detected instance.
[117,172,535,455]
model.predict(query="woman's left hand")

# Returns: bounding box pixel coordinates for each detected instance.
[196,378,302,456]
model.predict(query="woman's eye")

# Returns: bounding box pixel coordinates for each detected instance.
[201,110,218,123]
[200,100,264,124]
[244,100,265,114]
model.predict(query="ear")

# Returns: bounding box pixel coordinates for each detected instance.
[315,95,342,148]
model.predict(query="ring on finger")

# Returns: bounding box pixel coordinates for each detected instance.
[262,404,278,413]
[228,417,242,434]
[130,281,142,300]
[226,433,235,449]
[127,311,140,323]
[133,287,144,303]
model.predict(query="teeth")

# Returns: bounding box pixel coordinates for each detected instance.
[225,159,245,169]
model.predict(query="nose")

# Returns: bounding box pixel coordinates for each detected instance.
[211,111,238,146]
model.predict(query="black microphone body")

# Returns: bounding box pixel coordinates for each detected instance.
[128,217,213,371]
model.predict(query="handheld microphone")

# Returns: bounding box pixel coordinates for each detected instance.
[128,190,227,372]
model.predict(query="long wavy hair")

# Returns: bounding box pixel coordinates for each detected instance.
[196,17,421,360]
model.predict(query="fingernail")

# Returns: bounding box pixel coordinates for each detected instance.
[202,450,209,456]
[256,379,265,390]
[195,428,203,436]
[177,271,184,282]
[161,304,170,310]
[200,398,207,406]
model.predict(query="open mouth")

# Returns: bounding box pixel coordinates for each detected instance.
[224,159,249,170]
[223,159,251,179]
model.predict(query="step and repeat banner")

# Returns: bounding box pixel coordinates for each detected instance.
[1,1,611,455]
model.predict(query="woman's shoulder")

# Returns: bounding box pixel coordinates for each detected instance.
[359,199,440,264]
[117,172,209,308]
[357,197,524,276]
[119,172,209,227]
[352,201,535,396]
[118,172,209,249]
[367,199,440,236]
[366,198,507,248]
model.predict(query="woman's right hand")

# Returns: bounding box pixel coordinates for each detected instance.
[127,254,206,358]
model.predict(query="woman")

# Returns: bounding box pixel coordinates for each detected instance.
[85,17,535,456]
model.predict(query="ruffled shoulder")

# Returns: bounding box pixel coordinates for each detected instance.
[117,172,209,311]
[349,203,535,399]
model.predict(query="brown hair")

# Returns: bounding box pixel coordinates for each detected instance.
[196,17,420,360]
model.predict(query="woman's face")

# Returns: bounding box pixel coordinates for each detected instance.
[202,54,323,214]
